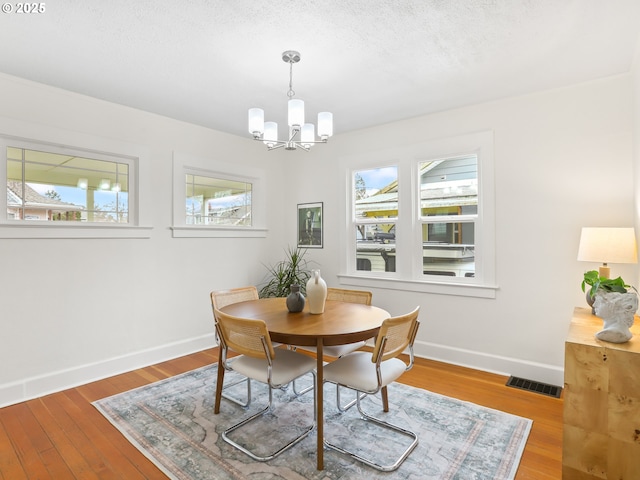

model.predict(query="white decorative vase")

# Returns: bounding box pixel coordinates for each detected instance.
[306,269,327,314]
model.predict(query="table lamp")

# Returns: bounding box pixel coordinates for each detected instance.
[577,227,638,278]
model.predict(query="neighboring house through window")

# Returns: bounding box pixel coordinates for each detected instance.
[7,180,84,221]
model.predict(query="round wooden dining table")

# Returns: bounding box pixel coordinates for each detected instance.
[217,297,390,470]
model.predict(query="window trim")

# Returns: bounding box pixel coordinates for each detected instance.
[0,118,152,239]
[339,131,497,298]
[171,151,267,238]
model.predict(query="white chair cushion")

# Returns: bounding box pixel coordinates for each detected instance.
[323,351,406,392]
[295,341,367,358]
[231,348,316,387]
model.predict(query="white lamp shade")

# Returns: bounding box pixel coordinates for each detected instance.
[288,99,305,127]
[577,227,638,264]
[263,121,278,146]
[317,112,333,139]
[77,178,88,189]
[248,108,264,135]
[301,123,315,147]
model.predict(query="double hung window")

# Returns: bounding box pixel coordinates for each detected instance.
[344,131,495,298]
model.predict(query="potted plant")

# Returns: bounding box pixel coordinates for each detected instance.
[581,270,638,343]
[259,246,312,298]
[581,270,634,299]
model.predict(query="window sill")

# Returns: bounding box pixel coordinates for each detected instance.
[337,274,498,299]
[0,223,153,239]
[171,226,268,238]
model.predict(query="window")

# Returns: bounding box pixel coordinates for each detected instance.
[0,126,151,239]
[172,151,266,238]
[186,174,252,226]
[342,131,496,298]
[7,145,129,223]
[418,155,477,278]
[354,166,398,273]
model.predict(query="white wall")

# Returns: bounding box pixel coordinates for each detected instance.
[0,68,637,407]
[633,36,640,289]
[0,74,289,407]
[286,74,637,386]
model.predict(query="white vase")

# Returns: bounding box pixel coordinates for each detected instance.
[306,269,327,314]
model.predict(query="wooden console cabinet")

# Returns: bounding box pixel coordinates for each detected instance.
[563,307,640,479]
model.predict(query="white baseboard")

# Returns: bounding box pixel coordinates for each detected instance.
[1,335,564,409]
[0,333,217,409]
[413,340,564,388]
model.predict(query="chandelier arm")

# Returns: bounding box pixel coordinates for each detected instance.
[251,137,287,148]
[287,126,300,143]
[287,142,311,152]
[266,142,286,151]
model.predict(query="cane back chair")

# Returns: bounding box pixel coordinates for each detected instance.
[210,286,260,407]
[214,308,316,462]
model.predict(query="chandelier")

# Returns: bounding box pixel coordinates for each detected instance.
[248,50,333,151]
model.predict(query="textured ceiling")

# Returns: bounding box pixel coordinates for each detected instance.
[1,0,639,139]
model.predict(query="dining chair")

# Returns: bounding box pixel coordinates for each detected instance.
[322,306,420,472]
[210,287,260,407]
[292,287,372,397]
[214,308,317,462]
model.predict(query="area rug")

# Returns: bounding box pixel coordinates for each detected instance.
[93,363,532,480]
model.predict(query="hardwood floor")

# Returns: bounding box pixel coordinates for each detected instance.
[0,348,562,479]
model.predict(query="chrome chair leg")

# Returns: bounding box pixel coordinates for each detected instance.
[292,378,314,396]
[324,390,418,472]
[293,358,327,396]
[336,385,366,412]
[223,371,317,462]
[221,375,251,408]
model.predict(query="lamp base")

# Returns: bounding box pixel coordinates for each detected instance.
[599,265,611,279]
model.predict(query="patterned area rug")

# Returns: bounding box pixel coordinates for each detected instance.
[93,364,532,479]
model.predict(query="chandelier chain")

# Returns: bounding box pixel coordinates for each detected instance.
[287,60,295,99]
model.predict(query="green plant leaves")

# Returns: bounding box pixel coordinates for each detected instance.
[582,270,630,298]
[258,246,312,298]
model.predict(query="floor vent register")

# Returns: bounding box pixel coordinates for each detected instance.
[505,376,562,398]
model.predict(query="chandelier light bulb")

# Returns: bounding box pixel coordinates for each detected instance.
[248,108,265,137]
[301,123,315,148]
[317,112,333,140]
[263,121,278,147]
[288,99,305,128]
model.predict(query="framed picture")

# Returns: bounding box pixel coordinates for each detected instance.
[297,202,323,248]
